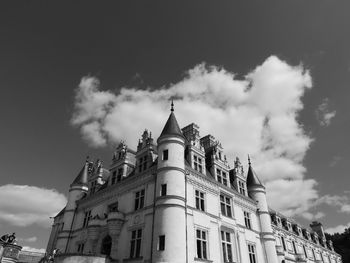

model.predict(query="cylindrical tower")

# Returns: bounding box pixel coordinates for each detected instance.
[152,102,187,263]
[246,157,278,263]
[56,161,89,252]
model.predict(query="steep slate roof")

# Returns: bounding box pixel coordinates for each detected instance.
[159,111,184,139]
[246,162,264,188]
[71,162,88,186]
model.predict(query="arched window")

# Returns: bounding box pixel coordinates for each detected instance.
[101,235,112,256]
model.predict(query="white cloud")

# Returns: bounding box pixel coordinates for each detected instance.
[71,55,316,217]
[325,222,350,235]
[21,246,46,254]
[315,194,350,214]
[301,211,325,221]
[18,236,38,243]
[0,185,67,227]
[316,98,336,126]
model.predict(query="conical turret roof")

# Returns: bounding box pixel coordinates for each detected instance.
[159,101,184,139]
[71,162,89,187]
[246,157,264,188]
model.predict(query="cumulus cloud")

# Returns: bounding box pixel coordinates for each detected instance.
[21,246,46,254]
[325,222,350,235]
[301,211,325,221]
[316,98,336,126]
[0,185,67,227]
[18,236,38,243]
[71,55,316,217]
[315,194,350,214]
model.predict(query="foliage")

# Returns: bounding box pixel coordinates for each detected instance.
[326,228,350,263]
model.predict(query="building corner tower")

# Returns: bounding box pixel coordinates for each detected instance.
[152,101,187,263]
[55,161,89,252]
[246,157,278,263]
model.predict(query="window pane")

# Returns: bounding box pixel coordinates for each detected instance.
[202,241,207,259]
[197,239,202,258]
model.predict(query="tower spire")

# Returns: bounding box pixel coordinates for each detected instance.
[171,99,174,112]
[248,154,251,166]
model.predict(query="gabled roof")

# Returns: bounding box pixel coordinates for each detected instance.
[159,110,184,139]
[71,162,88,187]
[246,160,264,188]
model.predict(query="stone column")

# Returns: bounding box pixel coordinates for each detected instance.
[107,211,125,259]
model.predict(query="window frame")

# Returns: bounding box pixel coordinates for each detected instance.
[220,194,232,218]
[82,210,92,228]
[238,180,246,195]
[195,189,205,211]
[244,211,252,229]
[158,235,165,251]
[161,184,167,196]
[162,149,168,161]
[196,229,208,260]
[247,243,257,263]
[221,231,233,262]
[134,189,145,211]
[130,229,142,258]
[193,154,203,173]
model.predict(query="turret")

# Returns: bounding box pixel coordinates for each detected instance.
[247,157,278,263]
[152,101,187,263]
[55,160,89,252]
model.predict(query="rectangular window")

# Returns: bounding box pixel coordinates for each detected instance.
[130,229,142,258]
[83,210,92,228]
[143,155,148,170]
[195,190,205,211]
[77,243,85,253]
[222,172,228,186]
[163,150,168,161]
[111,171,117,185]
[248,244,256,263]
[244,211,252,229]
[221,231,233,262]
[158,235,165,251]
[134,189,145,210]
[196,229,208,259]
[281,236,286,251]
[220,194,232,217]
[193,155,203,173]
[161,184,167,196]
[217,168,222,184]
[238,181,246,195]
[117,168,123,182]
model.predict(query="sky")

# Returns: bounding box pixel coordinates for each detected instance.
[0,1,350,252]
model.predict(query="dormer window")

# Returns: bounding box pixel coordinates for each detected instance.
[216,169,228,186]
[193,155,203,173]
[111,171,117,185]
[163,150,168,161]
[138,155,148,173]
[238,181,246,195]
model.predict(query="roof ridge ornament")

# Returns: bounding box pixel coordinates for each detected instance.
[248,154,251,166]
[171,99,174,112]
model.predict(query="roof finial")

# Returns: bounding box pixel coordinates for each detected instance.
[248,154,251,166]
[171,99,174,112]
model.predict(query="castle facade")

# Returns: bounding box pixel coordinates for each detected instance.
[46,105,342,263]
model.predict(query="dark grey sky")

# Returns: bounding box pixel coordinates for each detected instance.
[0,1,349,250]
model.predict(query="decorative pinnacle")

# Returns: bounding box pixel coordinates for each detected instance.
[171,99,174,112]
[248,154,251,166]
